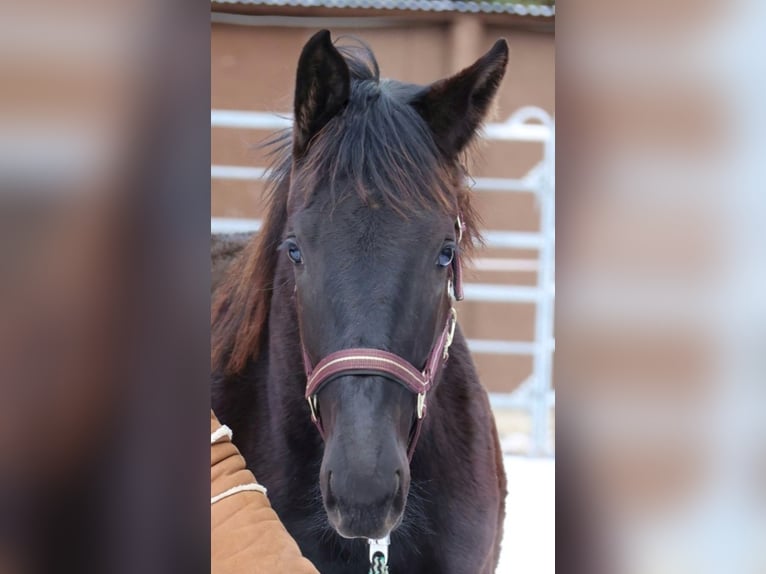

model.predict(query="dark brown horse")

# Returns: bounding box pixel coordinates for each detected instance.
[212,30,508,574]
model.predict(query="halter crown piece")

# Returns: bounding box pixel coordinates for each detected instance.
[301,215,465,460]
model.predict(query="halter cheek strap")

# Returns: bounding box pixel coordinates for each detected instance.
[451,213,465,301]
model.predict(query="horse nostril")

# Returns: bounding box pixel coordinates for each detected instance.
[394,470,401,496]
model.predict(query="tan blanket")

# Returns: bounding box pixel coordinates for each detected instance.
[211,411,319,574]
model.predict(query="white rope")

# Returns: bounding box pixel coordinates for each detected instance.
[211,483,268,505]
[211,424,233,444]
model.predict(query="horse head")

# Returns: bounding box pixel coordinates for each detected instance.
[285,30,507,540]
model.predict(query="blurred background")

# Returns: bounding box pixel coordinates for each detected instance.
[557,1,766,573]
[0,2,211,573]
[209,3,555,571]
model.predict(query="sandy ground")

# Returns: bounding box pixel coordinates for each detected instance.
[496,456,555,574]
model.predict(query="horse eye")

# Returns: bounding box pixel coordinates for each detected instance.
[438,245,455,268]
[287,243,303,265]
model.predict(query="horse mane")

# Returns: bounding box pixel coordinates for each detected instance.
[211,39,481,377]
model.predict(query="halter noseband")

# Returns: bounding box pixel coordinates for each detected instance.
[302,215,465,460]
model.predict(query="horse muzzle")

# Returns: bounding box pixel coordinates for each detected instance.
[316,374,411,539]
[322,466,407,540]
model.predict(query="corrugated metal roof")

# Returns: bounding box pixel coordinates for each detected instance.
[212,0,555,17]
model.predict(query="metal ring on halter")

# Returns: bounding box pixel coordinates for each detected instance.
[442,307,458,360]
[307,396,319,423]
[416,391,427,419]
[456,213,464,243]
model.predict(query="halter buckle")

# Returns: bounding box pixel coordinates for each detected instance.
[456,214,464,244]
[416,391,427,419]
[442,307,458,360]
[307,395,319,423]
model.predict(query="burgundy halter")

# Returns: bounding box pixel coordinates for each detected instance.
[302,216,466,460]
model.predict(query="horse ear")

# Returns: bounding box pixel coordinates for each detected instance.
[293,30,350,157]
[412,39,508,156]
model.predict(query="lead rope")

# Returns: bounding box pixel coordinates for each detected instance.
[368,536,390,574]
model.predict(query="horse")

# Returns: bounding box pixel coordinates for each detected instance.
[212,30,509,574]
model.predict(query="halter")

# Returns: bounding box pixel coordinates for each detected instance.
[301,215,465,460]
